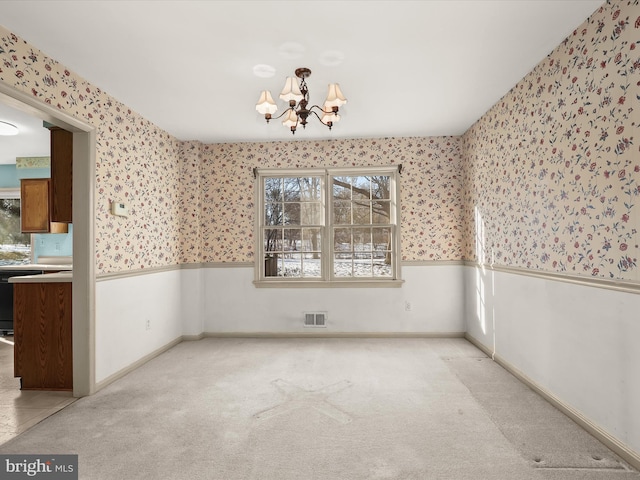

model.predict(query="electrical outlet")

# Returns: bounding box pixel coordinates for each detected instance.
[145,319,151,331]
[404,301,412,312]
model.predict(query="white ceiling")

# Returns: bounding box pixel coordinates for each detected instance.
[0,0,603,163]
[0,102,51,165]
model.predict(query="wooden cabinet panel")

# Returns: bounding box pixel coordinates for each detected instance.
[13,282,72,391]
[49,127,73,223]
[20,179,51,233]
[19,178,68,234]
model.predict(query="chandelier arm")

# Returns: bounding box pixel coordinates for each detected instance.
[309,105,334,114]
[269,106,296,121]
[308,108,333,128]
[308,109,325,121]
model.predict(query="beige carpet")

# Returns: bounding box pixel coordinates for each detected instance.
[0,338,637,480]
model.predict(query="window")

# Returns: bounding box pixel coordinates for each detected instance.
[255,166,401,286]
[0,189,31,265]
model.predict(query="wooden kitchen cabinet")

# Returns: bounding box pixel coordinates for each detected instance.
[13,282,72,391]
[49,126,73,223]
[20,178,67,233]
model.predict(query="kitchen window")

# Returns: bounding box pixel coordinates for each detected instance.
[255,166,402,287]
[0,188,31,266]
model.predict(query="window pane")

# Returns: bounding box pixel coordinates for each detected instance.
[301,228,321,253]
[372,200,391,224]
[373,227,392,277]
[302,252,321,277]
[333,176,351,199]
[354,253,373,277]
[372,227,391,248]
[352,202,371,225]
[283,228,301,251]
[334,228,351,253]
[334,254,353,277]
[371,176,390,200]
[283,178,301,202]
[353,228,372,253]
[282,253,302,277]
[265,202,282,226]
[373,260,392,277]
[264,253,279,277]
[264,228,282,253]
[351,176,371,201]
[283,203,300,225]
[264,178,283,202]
[333,201,351,224]
[0,198,31,265]
[298,177,322,201]
[300,202,322,225]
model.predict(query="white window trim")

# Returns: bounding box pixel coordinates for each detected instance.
[254,166,403,288]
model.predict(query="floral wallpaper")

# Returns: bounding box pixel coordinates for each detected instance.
[0,25,185,274]
[463,0,639,282]
[2,0,637,283]
[179,141,202,264]
[16,156,49,169]
[199,137,464,263]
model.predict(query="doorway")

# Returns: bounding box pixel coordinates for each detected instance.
[0,82,95,398]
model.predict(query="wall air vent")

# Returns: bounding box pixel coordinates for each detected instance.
[304,312,327,328]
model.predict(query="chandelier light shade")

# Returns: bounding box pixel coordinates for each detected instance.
[324,83,347,108]
[256,67,346,134]
[282,109,298,129]
[279,77,303,103]
[255,90,278,116]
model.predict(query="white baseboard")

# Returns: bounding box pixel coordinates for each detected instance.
[94,336,183,392]
[182,333,205,341]
[465,333,640,472]
[203,331,466,339]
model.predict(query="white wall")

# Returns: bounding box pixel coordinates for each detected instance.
[92,262,640,462]
[95,270,184,383]
[464,265,640,458]
[92,264,463,386]
[180,267,204,337]
[203,264,465,334]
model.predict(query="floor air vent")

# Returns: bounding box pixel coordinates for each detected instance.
[304,312,327,328]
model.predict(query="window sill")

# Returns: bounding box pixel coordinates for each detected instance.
[253,279,405,288]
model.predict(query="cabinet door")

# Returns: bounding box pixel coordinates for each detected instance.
[14,282,73,391]
[49,127,73,223]
[20,178,50,233]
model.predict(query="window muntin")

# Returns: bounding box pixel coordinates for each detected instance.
[257,167,400,285]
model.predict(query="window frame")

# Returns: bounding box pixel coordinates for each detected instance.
[254,166,403,288]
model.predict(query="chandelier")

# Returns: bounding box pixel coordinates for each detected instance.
[255,67,347,134]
